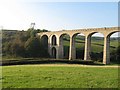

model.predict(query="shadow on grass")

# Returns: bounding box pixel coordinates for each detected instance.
[1,58,119,66]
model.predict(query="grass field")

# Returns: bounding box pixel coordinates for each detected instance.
[63,38,118,53]
[2,65,118,88]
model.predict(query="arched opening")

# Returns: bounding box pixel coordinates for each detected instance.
[52,35,57,45]
[59,33,70,59]
[41,35,48,46]
[72,33,85,59]
[41,35,48,51]
[52,47,56,58]
[89,32,104,62]
[108,32,120,64]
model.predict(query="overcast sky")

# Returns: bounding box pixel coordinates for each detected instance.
[0,0,119,37]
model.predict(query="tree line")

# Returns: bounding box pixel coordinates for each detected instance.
[2,28,49,58]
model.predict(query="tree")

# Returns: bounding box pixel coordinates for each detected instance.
[26,28,38,38]
[25,37,37,57]
[10,39,25,57]
[110,45,120,63]
[42,29,48,32]
[24,37,49,57]
[2,42,12,56]
[116,45,120,61]
[117,45,120,54]
[30,30,37,38]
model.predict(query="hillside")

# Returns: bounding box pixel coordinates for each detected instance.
[63,35,119,61]
[63,35,118,51]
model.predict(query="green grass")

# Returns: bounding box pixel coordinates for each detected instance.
[2,65,118,88]
[63,38,118,53]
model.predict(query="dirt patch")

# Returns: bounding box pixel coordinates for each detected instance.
[17,64,119,68]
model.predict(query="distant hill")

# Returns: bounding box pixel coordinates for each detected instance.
[64,35,119,41]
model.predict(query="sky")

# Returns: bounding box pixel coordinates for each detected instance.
[0,0,119,37]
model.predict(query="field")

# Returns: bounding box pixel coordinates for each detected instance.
[63,37,118,53]
[2,65,118,88]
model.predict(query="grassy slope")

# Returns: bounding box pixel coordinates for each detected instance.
[63,37,118,53]
[2,65,118,88]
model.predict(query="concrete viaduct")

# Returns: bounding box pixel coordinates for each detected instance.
[37,27,119,64]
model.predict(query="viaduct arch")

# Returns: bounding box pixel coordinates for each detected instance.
[37,27,119,64]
